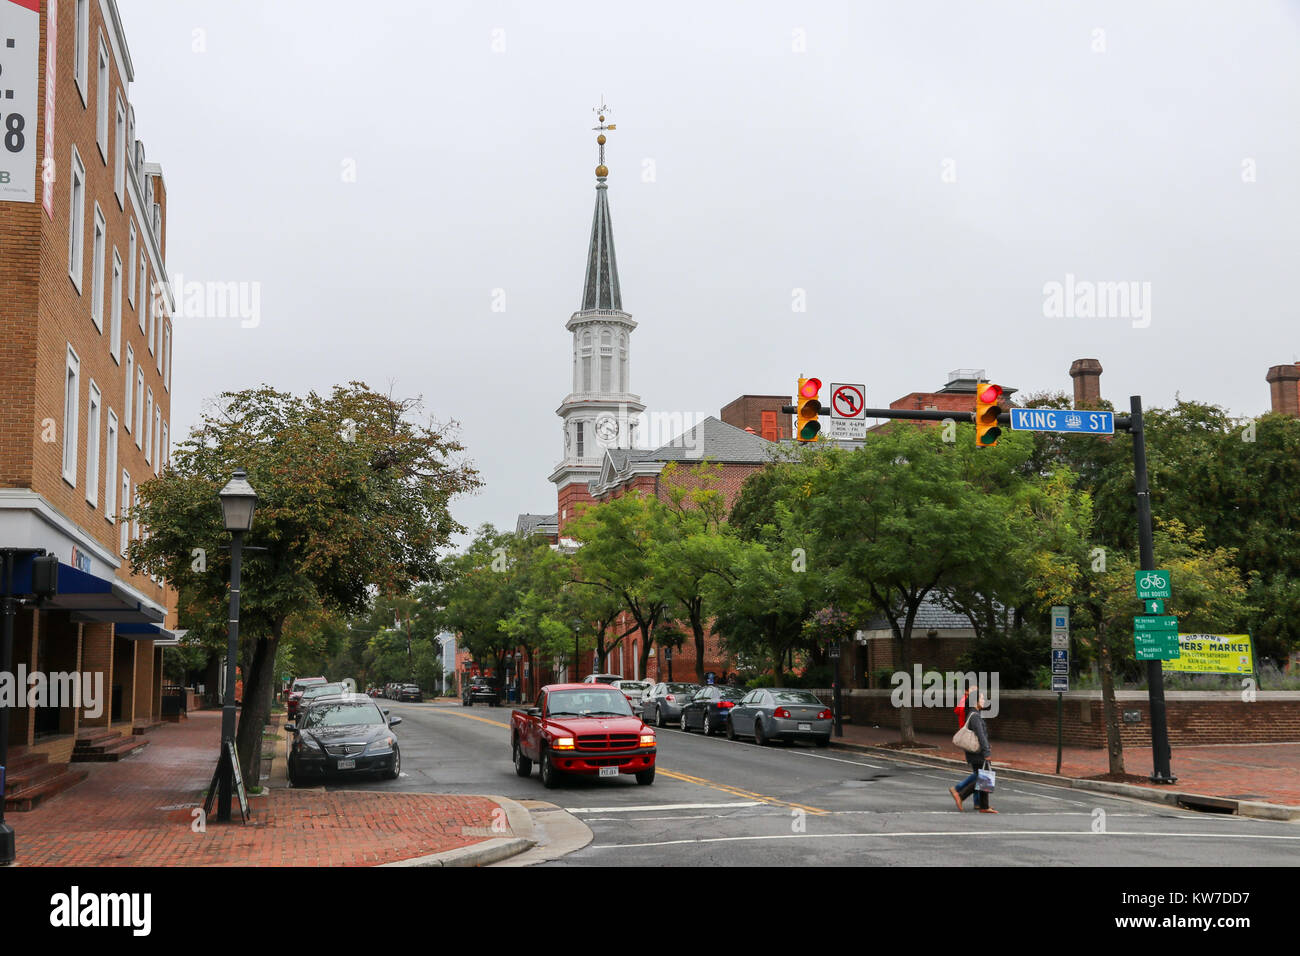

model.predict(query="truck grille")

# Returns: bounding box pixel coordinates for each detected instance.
[576,733,640,750]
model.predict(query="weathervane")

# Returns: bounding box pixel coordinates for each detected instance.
[591,99,616,179]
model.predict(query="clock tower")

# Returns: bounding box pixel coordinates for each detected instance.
[549,104,645,531]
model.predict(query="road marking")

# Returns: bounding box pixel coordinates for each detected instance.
[657,768,828,815]
[588,829,1300,850]
[786,751,885,769]
[425,709,512,729]
[569,801,762,814]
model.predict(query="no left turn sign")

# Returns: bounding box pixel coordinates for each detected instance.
[830,384,865,419]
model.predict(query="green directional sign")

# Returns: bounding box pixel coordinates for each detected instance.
[1135,569,1172,600]
[1142,598,1165,615]
[1134,630,1180,660]
[1134,615,1179,632]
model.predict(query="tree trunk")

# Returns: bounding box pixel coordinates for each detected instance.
[1098,624,1125,775]
[690,612,707,683]
[897,628,916,745]
[236,623,280,790]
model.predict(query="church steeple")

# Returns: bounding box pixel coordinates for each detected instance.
[581,110,622,312]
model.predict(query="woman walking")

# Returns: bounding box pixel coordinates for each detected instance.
[949,691,997,813]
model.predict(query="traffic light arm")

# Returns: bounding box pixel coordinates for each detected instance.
[778,406,1134,428]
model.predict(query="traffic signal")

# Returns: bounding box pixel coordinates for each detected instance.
[796,377,822,442]
[974,382,1002,447]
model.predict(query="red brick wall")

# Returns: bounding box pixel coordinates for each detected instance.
[720,395,792,441]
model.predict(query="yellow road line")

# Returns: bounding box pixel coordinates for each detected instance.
[428,707,828,814]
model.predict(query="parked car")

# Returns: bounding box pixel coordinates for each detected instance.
[679,684,747,736]
[583,673,623,685]
[297,682,350,714]
[463,679,499,707]
[639,682,701,727]
[726,688,832,747]
[398,684,423,702]
[286,676,328,722]
[510,683,656,788]
[613,680,651,711]
[286,695,403,784]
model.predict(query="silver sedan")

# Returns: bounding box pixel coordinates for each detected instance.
[725,688,832,747]
[639,682,702,728]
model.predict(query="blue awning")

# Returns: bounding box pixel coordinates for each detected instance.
[8,555,164,625]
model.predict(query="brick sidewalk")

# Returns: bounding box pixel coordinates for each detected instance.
[833,721,1300,807]
[9,711,516,866]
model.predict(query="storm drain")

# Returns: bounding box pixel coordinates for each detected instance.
[1176,794,1238,814]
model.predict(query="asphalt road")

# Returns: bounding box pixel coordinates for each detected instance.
[320,699,1300,867]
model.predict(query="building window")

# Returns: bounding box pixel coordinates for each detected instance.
[134,369,144,446]
[619,333,628,392]
[124,345,134,430]
[73,0,89,103]
[144,388,154,464]
[138,258,147,331]
[85,382,101,506]
[132,487,140,540]
[90,204,105,330]
[68,148,86,290]
[152,404,161,473]
[160,422,168,472]
[761,410,778,442]
[110,249,122,362]
[163,324,171,391]
[580,331,592,392]
[120,472,131,554]
[62,347,80,486]
[147,289,156,355]
[127,223,136,304]
[576,422,584,459]
[114,95,126,204]
[154,307,164,372]
[105,411,118,521]
[96,36,109,160]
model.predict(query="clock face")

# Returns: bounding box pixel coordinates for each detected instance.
[595,416,619,446]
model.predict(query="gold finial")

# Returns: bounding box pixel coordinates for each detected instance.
[592,99,616,178]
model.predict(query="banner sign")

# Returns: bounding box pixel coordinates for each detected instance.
[0,0,42,203]
[1163,634,1254,675]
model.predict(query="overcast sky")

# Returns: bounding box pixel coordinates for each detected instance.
[118,0,1300,545]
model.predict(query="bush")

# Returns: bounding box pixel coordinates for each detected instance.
[957,628,1049,689]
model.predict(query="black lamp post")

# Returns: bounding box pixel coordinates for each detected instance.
[664,645,673,682]
[829,640,843,738]
[217,468,257,823]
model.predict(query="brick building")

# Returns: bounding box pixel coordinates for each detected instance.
[1,0,177,804]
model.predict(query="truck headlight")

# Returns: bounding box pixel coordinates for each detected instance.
[554,737,576,750]
[639,734,656,748]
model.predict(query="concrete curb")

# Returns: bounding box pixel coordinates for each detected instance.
[829,739,1300,821]
[381,794,537,867]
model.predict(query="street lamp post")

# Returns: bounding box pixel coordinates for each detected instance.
[664,646,672,682]
[829,640,843,738]
[217,469,257,823]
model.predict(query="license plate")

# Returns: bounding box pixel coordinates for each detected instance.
[798,723,812,731]
[598,766,618,778]
[336,758,356,770]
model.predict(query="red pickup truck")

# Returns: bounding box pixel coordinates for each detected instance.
[511,683,657,788]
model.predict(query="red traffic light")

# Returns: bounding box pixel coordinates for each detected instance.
[799,377,822,399]
[978,383,1002,405]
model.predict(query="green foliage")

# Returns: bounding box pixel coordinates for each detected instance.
[957,628,1049,689]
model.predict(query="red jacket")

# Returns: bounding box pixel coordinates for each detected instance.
[955,691,970,728]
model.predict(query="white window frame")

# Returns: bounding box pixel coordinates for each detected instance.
[105,410,119,521]
[132,486,140,540]
[96,35,109,161]
[124,345,134,431]
[127,222,136,305]
[120,471,131,554]
[62,346,80,486]
[160,421,168,472]
[144,387,153,464]
[152,405,161,474]
[73,0,89,105]
[147,289,156,355]
[110,248,122,362]
[85,382,101,507]
[114,94,126,205]
[155,307,163,372]
[134,369,144,447]
[68,147,86,291]
[90,203,105,330]
[138,258,147,331]
[163,323,171,391]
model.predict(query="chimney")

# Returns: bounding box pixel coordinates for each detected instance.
[1069,358,1103,407]
[1265,364,1300,417]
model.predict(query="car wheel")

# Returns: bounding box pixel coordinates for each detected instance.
[754,718,768,746]
[680,712,689,733]
[384,747,401,780]
[635,766,655,786]
[656,707,666,728]
[815,735,830,748]
[540,749,560,790]
[726,718,737,740]
[287,753,299,787]
[513,738,533,777]
[702,714,713,736]
[462,698,470,707]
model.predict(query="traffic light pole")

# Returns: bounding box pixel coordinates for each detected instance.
[1129,396,1175,784]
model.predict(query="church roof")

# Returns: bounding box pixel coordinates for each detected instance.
[647,416,782,464]
[515,513,559,537]
[580,180,622,312]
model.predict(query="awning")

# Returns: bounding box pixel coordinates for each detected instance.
[8,555,165,625]
[114,623,181,644]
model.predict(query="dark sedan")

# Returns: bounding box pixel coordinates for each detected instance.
[640,682,702,728]
[726,688,832,746]
[679,684,747,736]
[463,680,499,707]
[287,696,403,784]
[398,684,423,702]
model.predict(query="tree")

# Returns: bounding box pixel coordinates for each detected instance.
[129,384,479,784]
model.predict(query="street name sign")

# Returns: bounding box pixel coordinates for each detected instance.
[1010,408,1115,435]
[1134,631,1180,660]
[1135,570,1172,599]
[1134,615,1179,632]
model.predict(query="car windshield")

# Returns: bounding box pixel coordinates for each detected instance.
[292,680,325,692]
[667,683,697,694]
[303,701,385,728]
[302,683,347,699]
[771,690,824,704]
[719,687,747,700]
[618,682,649,692]
[547,690,633,717]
